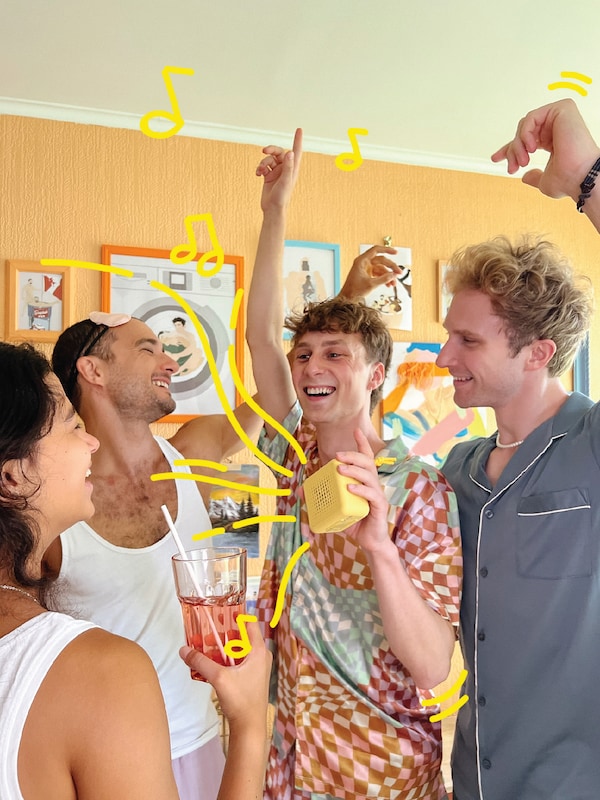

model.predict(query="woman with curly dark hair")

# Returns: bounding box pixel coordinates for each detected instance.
[0,342,270,800]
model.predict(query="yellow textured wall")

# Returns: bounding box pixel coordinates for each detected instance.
[2,115,600,572]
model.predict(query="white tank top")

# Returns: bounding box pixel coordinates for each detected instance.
[56,436,218,759]
[0,612,96,799]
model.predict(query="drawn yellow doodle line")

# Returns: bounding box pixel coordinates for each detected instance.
[547,71,592,97]
[151,471,290,497]
[173,458,228,472]
[335,127,369,172]
[223,614,258,659]
[229,288,244,330]
[150,280,300,477]
[227,288,306,466]
[170,212,225,277]
[270,540,309,629]
[41,259,134,278]
[191,515,296,542]
[140,65,195,139]
[421,668,469,723]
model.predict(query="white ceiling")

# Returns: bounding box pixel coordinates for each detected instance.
[1,0,600,175]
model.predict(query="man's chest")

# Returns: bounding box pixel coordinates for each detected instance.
[88,474,179,548]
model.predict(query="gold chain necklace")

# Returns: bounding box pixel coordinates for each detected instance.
[0,584,41,605]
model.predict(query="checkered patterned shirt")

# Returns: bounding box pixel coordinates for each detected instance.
[256,403,462,800]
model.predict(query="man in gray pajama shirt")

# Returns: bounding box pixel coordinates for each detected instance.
[343,98,600,800]
[439,100,600,800]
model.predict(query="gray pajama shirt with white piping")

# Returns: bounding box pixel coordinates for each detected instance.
[444,392,600,800]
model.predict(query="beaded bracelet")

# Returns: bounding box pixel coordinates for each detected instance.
[576,156,600,212]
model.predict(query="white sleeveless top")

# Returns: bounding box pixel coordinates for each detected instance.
[0,612,96,799]
[55,436,218,759]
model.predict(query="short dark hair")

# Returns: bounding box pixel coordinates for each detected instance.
[285,297,392,413]
[53,320,115,410]
[0,342,59,594]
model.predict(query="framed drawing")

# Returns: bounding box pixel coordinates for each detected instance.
[101,245,244,423]
[207,464,260,559]
[438,260,452,323]
[282,240,340,338]
[360,244,413,331]
[380,341,491,466]
[5,259,72,343]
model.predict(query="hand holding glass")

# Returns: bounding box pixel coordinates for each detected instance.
[172,547,247,681]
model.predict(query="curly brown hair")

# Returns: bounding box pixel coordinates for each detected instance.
[444,236,593,377]
[285,297,392,413]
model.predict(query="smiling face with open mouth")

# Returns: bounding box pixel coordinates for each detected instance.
[100,319,180,422]
[290,330,384,428]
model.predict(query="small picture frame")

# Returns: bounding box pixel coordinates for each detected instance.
[5,259,72,343]
[360,244,413,332]
[438,260,452,323]
[282,240,340,338]
[207,464,260,559]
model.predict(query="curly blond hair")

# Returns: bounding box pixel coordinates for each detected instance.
[444,236,593,377]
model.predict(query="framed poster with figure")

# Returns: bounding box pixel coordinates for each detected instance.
[5,259,72,343]
[101,245,244,423]
[282,240,340,339]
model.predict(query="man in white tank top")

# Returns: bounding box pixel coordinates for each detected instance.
[46,313,262,800]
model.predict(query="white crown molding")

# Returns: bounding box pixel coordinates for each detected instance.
[0,96,512,177]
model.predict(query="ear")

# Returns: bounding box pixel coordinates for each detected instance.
[75,355,107,388]
[368,362,386,391]
[1,458,29,495]
[524,339,556,372]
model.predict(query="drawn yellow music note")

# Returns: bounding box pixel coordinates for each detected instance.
[223,614,258,659]
[140,65,195,140]
[335,127,369,172]
[170,212,225,277]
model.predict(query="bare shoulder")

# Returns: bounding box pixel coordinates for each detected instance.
[170,412,228,461]
[20,628,178,799]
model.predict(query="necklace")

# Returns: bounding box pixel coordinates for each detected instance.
[495,435,524,450]
[0,584,41,605]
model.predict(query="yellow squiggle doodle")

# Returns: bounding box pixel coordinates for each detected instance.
[150,280,296,477]
[140,65,194,139]
[232,515,296,530]
[223,614,258,659]
[191,516,296,542]
[229,288,244,329]
[173,458,228,472]
[421,668,469,723]
[151,471,290,497]
[335,127,369,172]
[170,213,225,277]
[270,540,309,629]
[192,527,225,541]
[40,259,134,278]
[227,346,307,467]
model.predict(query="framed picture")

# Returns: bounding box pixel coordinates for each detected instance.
[380,341,491,466]
[438,260,452,323]
[5,259,72,343]
[360,244,413,331]
[207,464,260,559]
[282,240,340,338]
[101,245,244,423]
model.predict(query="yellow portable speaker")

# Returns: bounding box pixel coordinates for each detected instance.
[303,458,370,534]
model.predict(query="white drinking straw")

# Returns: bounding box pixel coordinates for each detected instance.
[161,505,234,666]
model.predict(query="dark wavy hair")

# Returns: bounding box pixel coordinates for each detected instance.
[0,342,59,594]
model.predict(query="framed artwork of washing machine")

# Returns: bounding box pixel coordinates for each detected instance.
[101,245,244,423]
